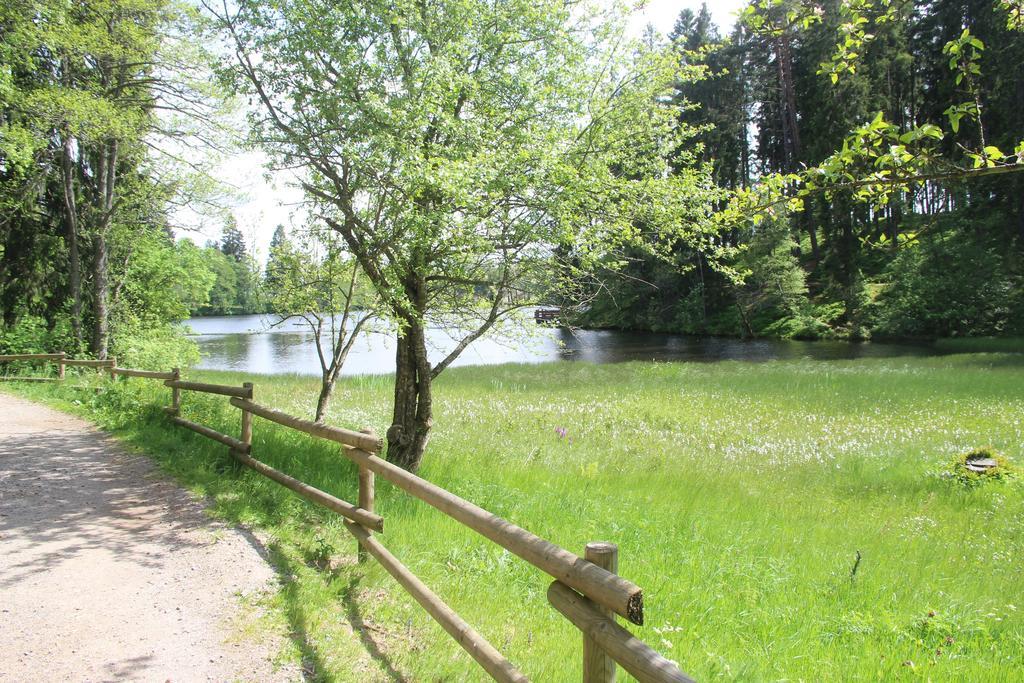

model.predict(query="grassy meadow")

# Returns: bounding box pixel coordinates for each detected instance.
[5,352,1024,681]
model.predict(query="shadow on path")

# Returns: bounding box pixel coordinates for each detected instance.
[0,431,213,590]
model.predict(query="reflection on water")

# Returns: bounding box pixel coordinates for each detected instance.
[186,313,943,377]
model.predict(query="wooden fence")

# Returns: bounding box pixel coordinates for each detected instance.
[0,352,118,382]
[0,352,694,682]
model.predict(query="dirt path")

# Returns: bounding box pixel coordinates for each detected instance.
[0,391,301,682]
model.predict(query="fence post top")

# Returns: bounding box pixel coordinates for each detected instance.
[586,541,618,555]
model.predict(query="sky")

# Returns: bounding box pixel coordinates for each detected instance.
[175,0,748,263]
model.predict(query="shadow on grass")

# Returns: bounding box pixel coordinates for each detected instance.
[269,545,331,682]
[264,547,408,683]
[341,575,408,683]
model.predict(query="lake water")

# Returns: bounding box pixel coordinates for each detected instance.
[186,313,943,376]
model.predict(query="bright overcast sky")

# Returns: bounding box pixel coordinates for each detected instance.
[175,0,748,262]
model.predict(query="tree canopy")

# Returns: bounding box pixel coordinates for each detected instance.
[209,0,723,470]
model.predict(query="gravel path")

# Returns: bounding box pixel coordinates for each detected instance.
[0,391,301,682]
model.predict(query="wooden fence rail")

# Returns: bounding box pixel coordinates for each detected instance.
[3,352,693,682]
[0,352,65,382]
[232,397,643,623]
[345,520,529,683]
[165,379,253,399]
[229,449,384,531]
[63,358,116,368]
[229,397,383,452]
[170,415,250,453]
[548,581,695,683]
[337,441,644,626]
[111,367,176,380]
[0,353,65,361]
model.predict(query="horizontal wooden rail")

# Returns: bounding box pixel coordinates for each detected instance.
[166,379,253,399]
[547,582,693,683]
[111,367,177,380]
[339,446,644,626]
[345,521,528,683]
[228,398,643,623]
[0,353,64,361]
[0,376,60,382]
[63,358,115,367]
[230,397,383,453]
[170,415,250,453]
[229,449,383,531]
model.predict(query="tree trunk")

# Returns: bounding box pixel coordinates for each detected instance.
[314,344,350,423]
[774,35,801,171]
[805,212,820,260]
[91,140,117,359]
[387,326,433,472]
[60,130,83,350]
[1017,187,1024,246]
[315,378,335,424]
[774,35,818,261]
[92,229,109,358]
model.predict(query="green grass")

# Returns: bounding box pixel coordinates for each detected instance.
[6,353,1024,681]
[933,337,1024,353]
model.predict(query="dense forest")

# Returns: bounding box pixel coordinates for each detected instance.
[580,0,1024,340]
[1,0,1022,372]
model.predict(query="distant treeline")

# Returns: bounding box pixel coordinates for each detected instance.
[578,1,1024,340]
[3,0,1022,365]
[186,220,264,318]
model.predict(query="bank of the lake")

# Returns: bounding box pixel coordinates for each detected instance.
[7,353,1023,681]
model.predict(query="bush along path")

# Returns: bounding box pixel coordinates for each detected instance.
[0,390,300,682]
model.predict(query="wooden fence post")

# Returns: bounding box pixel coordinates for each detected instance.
[170,367,181,415]
[240,382,254,449]
[57,352,65,380]
[584,542,618,683]
[357,427,376,564]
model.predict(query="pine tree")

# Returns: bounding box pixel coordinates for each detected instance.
[219,218,247,262]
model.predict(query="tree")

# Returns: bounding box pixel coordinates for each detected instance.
[210,0,721,471]
[219,217,247,262]
[203,217,261,315]
[199,247,238,314]
[671,4,750,191]
[265,228,376,422]
[0,0,232,357]
[269,224,287,251]
[263,224,290,295]
[567,0,1024,343]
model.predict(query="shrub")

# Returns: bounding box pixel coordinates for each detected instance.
[0,315,74,354]
[112,323,200,370]
[944,447,1019,486]
[872,227,1021,339]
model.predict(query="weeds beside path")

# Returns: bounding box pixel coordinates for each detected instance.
[0,391,300,682]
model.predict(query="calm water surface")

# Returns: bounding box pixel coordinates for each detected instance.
[187,313,943,377]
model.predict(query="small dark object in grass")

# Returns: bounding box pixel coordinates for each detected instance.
[850,550,862,584]
[945,447,1018,486]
